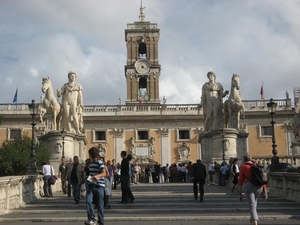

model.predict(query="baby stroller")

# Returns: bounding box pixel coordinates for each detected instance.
[104,177,112,209]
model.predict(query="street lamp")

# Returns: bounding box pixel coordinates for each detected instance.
[221,127,226,162]
[60,128,67,158]
[267,98,279,165]
[27,99,39,175]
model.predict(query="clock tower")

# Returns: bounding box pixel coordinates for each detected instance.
[125,3,161,105]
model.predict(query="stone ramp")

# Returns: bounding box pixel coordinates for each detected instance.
[1,183,300,222]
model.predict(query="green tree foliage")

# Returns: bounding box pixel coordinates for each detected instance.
[0,136,50,176]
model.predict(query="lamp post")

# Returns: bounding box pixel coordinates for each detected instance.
[60,129,67,158]
[221,127,226,162]
[27,99,39,175]
[267,98,279,165]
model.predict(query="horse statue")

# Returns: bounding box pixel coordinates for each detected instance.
[40,77,62,130]
[224,74,245,129]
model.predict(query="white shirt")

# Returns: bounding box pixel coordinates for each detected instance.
[179,166,186,172]
[208,163,214,171]
[42,165,53,176]
[134,165,141,173]
[232,164,240,173]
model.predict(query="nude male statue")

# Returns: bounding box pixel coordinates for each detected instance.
[57,71,84,134]
[201,71,229,131]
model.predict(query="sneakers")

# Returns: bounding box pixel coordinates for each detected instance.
[84,220,98,225]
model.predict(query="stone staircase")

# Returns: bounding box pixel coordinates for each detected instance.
[0,183,299,223]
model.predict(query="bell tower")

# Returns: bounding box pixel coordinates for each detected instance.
[125,3,161,105]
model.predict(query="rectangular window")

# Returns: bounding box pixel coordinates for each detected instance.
[10,129,21,139]
[261,126,272,136]
[138,131,148,140]
[179,130,190,140]
[95,131,106,141]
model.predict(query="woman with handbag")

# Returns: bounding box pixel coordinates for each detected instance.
[42,161,54,197]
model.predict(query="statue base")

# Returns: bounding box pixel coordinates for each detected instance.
[290,141,300,166]
[39,131,87,172]
[199,128,248,167]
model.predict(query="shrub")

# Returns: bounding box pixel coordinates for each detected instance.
[0,136,50,176]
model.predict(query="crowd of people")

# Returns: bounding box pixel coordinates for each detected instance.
[40,151,267,225]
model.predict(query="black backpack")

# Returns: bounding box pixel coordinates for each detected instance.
[247,165,268,186]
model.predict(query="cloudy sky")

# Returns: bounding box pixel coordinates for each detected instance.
[1,0,300,106]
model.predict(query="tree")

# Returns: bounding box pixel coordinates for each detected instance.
[0,136,50,176]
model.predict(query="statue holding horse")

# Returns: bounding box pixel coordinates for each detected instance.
[40,77,62,130]
[224,74,245,129]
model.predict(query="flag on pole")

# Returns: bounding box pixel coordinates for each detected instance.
[138,89,142,104]
[13,87,18,103]
[260,82,264,100]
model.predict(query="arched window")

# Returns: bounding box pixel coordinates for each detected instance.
[138,41,147,59]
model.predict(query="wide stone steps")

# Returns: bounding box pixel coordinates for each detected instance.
[1,183,300,222]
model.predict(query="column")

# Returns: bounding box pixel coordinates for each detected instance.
[160,128,170,166]
[114,128,124,163]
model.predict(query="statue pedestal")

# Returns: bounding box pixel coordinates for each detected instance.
[199,128,248,166]
[291,141,300,166]
[39,131,87,172]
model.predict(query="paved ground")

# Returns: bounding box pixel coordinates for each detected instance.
[1,182,300,224]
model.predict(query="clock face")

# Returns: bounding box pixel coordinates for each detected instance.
[135,59,150,74]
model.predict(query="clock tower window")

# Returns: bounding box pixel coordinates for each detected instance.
[139,77,148,101]
[139,76,147,89]
[138,41,147,59]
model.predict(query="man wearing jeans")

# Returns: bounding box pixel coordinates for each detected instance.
[85,147,106,225]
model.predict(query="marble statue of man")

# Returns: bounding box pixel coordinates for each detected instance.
[201,71,229,131]
[57,71,84,134]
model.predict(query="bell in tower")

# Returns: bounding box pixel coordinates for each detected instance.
[124,3,161,105]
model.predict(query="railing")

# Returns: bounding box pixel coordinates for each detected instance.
[127,23,158,29]
[0,176,39,215]
[0,175,60,215]
[0,104,29,111]
[0,98,291,115]
[268,172,300,202]
[243,99,292,109]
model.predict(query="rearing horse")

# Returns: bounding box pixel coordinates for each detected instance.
[224,74,245,129]
[40,77,62,130]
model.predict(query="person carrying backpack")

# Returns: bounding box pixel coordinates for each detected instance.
[238,153,268,225]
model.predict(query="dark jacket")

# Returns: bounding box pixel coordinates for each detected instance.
[121,158,129,176]
[192,162,207,182]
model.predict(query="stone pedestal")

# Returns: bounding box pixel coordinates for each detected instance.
[39,131,87,172]
[199,128,248,167]
[290,141,300,166]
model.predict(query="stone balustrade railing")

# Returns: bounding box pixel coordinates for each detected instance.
[0,98,292,116]
[268,172,300,201]
[0,175,59,215]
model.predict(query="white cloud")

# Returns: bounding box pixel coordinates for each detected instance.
[0,0,300,104]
